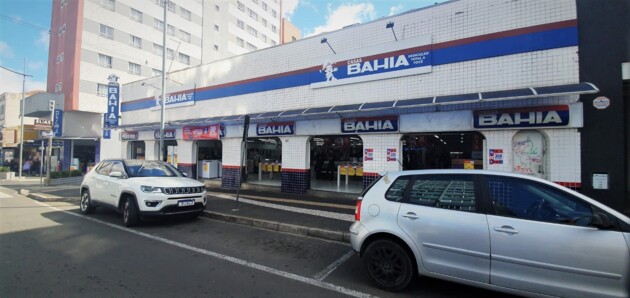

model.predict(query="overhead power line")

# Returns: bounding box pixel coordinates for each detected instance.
[0,14,50,33]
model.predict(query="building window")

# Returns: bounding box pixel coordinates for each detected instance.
[271,25,277,33]
[97,83,108,96]
[153,43,163,56]
[178,53,190,65]
[130,8,143,22]
[237,19,244,29]
[261,18,267,27]
[100,24,114,39]
[237,1,244,12]
[154,0,164,7]
[98,54,112,68]
[236,37,244,47]
[271,40,276,46]
[153,19,164,31]
[271,9,277,18]
[213,45,219,51]
[180,7,191,20]
[167,1,176,12]
[55,82,63,92]
[56,53,64,64]
[246,43,257,51]
[292,36,297,41]
[129,35,142,48]
[214,24,219,31]
[215,4,219,11]
[261,34,267,42]
[251,0,258,4]
[167,48,174,60]
[262,2,267,11]
[100,0,115,11]
[152,68,162,76]
[247,8,258,21]
[247,25,257,37]
[167,24,176,36]
[179,30,191,43]
[128,62,141,75]
[57,23,66,36]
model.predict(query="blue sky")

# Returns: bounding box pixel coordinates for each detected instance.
[0,0,446,94]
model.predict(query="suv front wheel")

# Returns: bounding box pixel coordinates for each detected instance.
[80,190,95,214]
[123,197,139,227]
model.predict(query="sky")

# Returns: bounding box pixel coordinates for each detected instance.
[0,0,447,95]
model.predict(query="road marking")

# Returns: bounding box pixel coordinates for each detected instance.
[33,200,377,298]
[313,250,355,281]
[0,191,13,199]
[214,193,354,222]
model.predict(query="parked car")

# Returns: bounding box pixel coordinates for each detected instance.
[350,169,630,297]
[80,159,207,226]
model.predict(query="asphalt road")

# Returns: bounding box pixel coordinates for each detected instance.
[0,186,510,297]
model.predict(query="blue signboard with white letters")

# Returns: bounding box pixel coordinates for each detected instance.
[103,113,111,139]
[341,116,398,133]
[257,122,295,136]
[106,84,120,126]
[53,109,63,137]
[474,105,570,129]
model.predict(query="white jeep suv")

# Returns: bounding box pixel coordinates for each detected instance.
[80,159,207,226]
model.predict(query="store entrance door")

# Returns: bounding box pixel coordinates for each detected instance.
[402,132,485,170]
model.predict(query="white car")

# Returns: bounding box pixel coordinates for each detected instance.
[350,169,630,297]
[80,159,207,226]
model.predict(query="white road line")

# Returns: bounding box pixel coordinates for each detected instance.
[0,191,13,199]
[32,200,377,298]
[313,250,356,282]
[215,193,354,222]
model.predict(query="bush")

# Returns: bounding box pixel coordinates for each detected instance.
[70,170,83,177]
[60,171,71,178]
[50,172,61,179]
[0,166,9,172]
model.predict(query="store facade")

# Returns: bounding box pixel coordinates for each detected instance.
[105,0,630,209]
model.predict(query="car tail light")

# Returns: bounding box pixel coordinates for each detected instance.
[355,197,363,221]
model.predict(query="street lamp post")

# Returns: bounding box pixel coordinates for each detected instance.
[0,61,33,179]
[159,0,168,162]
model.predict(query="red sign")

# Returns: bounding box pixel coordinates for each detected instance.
[183,124,220,140]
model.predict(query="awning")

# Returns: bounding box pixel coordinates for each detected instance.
[116,82,598,131]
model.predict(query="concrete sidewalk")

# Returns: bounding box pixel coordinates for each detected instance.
[2,178,357,243]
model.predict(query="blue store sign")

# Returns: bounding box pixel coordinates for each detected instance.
[106,84,120,126]
[342,116,399,133]
[53,109,63,137]
[474,105,570,129]
[257,122,295,136]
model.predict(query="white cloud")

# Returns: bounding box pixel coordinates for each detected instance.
[282,0,299,20]
[27,60,45,71]
[306,3,376,37]
[389,4,404,16]
[0,68,47,94]
[0,41,14,59]
[35,30,49,49]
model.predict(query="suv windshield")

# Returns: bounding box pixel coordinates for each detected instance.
[124,160,183,178]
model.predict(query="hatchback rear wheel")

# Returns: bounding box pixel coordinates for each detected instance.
[363,239,414,291]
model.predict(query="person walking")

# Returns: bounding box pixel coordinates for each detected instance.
[23,159,32,176]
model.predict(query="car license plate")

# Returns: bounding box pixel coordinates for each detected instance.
[178,199,195,207]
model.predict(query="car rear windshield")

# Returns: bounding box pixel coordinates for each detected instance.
[125,160,183,177]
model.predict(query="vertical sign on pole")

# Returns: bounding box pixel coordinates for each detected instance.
[106,74,120,127]
[103,113,111,139]
[46,100,55,183]
[234,115,250,210]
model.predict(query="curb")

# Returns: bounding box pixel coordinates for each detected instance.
[22,192,351,244]
[201,211,351,243]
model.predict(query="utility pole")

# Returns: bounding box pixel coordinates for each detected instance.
[159,0,168,161]
[0,62,33,178]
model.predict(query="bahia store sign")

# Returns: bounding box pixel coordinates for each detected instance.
[151,89,195,111]
[311,36,431,89]
[474,105,570,129]
[342,116,399,133]
[257,122,295,136]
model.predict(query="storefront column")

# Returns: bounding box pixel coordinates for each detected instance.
[221,138,244,189]
[279,136,311,194]
[176,140,196,178]
[144,140,157,160]
[361,134,403,189]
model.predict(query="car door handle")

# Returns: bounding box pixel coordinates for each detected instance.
[401,212,419,220]
[493,226,518,234]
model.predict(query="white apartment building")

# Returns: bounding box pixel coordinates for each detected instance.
[43,0,281,171]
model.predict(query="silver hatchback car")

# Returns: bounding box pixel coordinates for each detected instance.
[350,170,630,297]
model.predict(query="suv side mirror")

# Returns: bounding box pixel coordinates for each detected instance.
[590,212,614,229]
[109,171,126,179]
